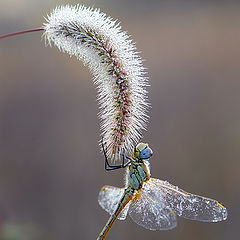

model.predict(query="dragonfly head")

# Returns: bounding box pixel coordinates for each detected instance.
[134,143,153,160]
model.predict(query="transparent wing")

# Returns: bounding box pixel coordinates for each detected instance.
[129,182,177,230]
[98,185,130,220]
[148,178,227,222]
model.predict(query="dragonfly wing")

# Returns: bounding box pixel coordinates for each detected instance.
[98,185,130,220]
[129,182,177,230]
[148,178,227,222]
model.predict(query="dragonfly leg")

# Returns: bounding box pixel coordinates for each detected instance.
[101,137,131,171]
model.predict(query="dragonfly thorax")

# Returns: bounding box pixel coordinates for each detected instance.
[127,161,150,190]
[125,143,152,190]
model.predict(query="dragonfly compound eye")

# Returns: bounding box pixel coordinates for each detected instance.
[135,143,153,159]
[139,146,153,159]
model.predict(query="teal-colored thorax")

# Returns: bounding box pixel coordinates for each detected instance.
[128,161,149,190]
[127,142,153,190]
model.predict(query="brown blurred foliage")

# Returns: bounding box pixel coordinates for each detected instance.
[0,1,239,240]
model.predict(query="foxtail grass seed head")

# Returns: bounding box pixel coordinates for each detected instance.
[43,5,149,162]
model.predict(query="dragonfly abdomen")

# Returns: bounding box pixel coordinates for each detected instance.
[97,187,135,240]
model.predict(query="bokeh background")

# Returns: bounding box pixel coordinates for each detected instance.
[0,0,239,239]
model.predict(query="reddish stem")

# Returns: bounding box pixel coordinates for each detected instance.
[0,28,44,39]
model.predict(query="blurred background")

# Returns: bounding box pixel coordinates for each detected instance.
[0,0,239,239]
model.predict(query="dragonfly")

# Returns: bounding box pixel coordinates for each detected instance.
[97,142,227,240]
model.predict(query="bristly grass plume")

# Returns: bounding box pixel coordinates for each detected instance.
[43,5,149,162]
